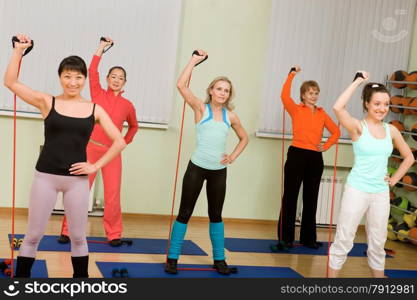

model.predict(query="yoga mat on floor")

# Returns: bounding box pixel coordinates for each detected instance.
[224,238,393,257]
[8,234,207,255]
[96,261,303,278]
[385,269,417,278]
[0,258,48,278]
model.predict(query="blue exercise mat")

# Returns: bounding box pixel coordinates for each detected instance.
[0,258,48,278]
[224,238,393,257]
[8,234,207,256]
[96,261,303,278]
[385,269,417,278]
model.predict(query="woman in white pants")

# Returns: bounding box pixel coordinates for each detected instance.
[329,71,414,278]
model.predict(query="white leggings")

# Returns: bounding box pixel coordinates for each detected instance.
[19,170,90,257]
[329,184,390,271]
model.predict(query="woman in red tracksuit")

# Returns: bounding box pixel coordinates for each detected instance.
[59,37,139,246]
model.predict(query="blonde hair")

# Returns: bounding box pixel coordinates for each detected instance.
[300,80,320,102]
[205,76,235,110]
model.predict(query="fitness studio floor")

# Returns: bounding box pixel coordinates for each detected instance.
[1,208,416,278]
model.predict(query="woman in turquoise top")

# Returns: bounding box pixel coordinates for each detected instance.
[329,71,413,278]
[165,50,249,275]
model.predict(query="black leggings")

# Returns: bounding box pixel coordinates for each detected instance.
[278,146,324,244]
[176,161,227,224]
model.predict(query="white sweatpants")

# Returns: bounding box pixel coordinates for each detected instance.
[329,184,390,271]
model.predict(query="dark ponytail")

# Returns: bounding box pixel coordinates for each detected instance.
[361,83,390,111]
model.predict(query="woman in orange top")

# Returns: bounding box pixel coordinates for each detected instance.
[272,66,340,251]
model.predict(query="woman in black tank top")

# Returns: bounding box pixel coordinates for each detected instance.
[4,34,126,278]
[36,96,97,176]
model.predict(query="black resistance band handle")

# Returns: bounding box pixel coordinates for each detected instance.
[192,50,208,66]
[353,72,364,81]
[12,36,34,56]
[100,37,114,53]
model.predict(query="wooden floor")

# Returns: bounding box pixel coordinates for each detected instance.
[1,208,416,278]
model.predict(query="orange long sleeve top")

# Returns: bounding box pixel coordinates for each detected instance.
[281,72,340,151]
[89,55,139,147]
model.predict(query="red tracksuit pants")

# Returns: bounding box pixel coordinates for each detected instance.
[60,142,123,240]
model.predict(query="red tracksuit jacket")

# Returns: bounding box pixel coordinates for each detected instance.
[89,55,139,146]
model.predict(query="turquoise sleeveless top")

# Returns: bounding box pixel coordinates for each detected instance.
[347,121,393,193]
[191,103,231,170]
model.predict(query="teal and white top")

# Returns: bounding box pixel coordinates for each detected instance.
[347,121,393,193]
[191,103,231,170]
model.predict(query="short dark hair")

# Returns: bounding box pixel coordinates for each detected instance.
[361,83,390,111]
[58,56,87,77]
[107,66,127,80]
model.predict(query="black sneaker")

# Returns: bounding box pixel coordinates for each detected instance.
[57,235,70,244]
[213,260,235,275]
[164,258,178,274]
[109,239,122,247]
[270,241,293,252]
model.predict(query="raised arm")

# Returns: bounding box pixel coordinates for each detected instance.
[220,112,249,165]
[388,126,414,187]
[177,50,207,122]
[280,66,301,116]
[3,35,50,117]
[332,71,367,139]
[70,105,126,175]
[89,38,113,98]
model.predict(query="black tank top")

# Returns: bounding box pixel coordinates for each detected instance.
[36,97,96,176]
